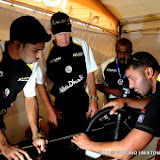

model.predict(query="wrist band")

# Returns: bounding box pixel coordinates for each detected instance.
[90,96,98,101]
[32,132,43,141]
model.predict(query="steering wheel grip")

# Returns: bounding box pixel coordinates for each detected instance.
[85,106,140,141]
[85,106,125,133]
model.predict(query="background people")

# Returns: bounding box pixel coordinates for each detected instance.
[0,16,51,159]
[96,38,137,102]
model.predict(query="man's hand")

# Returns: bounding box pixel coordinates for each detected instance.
[71,133,92,150]
[108,88,124,98]
[47,107,62,130]
[0,143,32,160]
[32,137,48,154]
[101,98,125,115]
[88,100,99,118]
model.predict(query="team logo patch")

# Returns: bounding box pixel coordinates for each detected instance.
[137,114,145,123]
[3,88,10,98]
[141,109,146,114]
[117,79,124,85]
[65,65,72,73]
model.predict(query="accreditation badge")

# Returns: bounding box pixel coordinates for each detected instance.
[117,79,123,85]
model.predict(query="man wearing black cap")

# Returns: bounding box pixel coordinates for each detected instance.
[37,12,98,137]
[0,16,51,159]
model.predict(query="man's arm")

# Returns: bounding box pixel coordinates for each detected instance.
[87,72,99,118]
[25,96,46,154]
[72,129,153,160]
[37,84,61,129]
[25,97,38,136]
[96,84,124,98]
[102,96,151,115]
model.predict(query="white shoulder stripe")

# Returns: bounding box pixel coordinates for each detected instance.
[101,57,116,72]
[157,73,160,82]
[0,41,6,62]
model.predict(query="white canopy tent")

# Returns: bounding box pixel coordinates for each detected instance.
[0,0,159,158]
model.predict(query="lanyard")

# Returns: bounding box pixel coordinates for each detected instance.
[116,58,126,85]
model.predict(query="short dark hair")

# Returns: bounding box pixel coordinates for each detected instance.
[126,52,160,72]
[116,38,132,51]
[10,16,51,44]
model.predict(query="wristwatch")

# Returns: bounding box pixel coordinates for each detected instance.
[32,132,43,141]
[90,96,98,101]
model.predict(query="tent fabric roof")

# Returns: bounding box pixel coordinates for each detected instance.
[4,0,118,35]
[2,0,160,34]
[100,0,160,24]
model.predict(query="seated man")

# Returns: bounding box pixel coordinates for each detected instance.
[96,38,138,102]
[72,52,159,160]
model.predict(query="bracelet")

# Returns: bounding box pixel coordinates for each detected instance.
[32,132,43,141]
[90,96,98,101]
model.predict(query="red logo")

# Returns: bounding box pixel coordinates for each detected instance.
[141,109,146,114]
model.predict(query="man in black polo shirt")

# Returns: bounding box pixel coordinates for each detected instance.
[96,38,137,102]
[37,12,98,137]
[0,16,51,159]
[72,52,160,159]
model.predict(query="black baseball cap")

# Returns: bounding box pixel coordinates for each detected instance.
[50,12,71,35]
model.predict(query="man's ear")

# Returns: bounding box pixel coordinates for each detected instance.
[145,67,154,78]
[14,40,22,49]
[17,43,20,49]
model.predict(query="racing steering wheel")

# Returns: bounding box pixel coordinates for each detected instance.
[85,106,141,142]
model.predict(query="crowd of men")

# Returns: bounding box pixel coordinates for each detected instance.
[0,11,159,160]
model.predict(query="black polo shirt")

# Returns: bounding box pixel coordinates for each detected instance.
[135,75,160,137]
[46,38,88,116]
[101,57,136,99]
[103,58,128,89]
[0,41,32,115]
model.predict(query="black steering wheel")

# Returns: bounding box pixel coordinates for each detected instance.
[85,106,141,142]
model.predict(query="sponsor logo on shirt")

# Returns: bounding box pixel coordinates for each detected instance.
[137,114,145,123]
[18,77,30,81]
[49,57,61,63]
[0,71,4,77]
[73,52,83,57]
[59,74,84,93]
[65,65,72,73]
[106,68,117,72]
[141,109,146,114]
[3,88,10,98]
